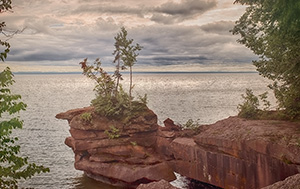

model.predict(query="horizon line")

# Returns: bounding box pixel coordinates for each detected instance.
[13,71,257,75]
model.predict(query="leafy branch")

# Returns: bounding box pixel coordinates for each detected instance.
[80,27,146,123]
[1,1,50,187]
[0,68,50,188]
[238,89,271,119]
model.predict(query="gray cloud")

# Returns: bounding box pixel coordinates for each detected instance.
[151,0,217,24]
[150,14,176,25]
[68,0,217,25]
[72,4,144,16]
[6,22,255,67]
[200,20,235,35]
[151,55,208,65]
[8,51,73,62]
[128,25,255,67]
[2,0,256,71]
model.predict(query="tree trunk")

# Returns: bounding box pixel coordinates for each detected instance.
[129,66,133,109]
[115,52,120,95]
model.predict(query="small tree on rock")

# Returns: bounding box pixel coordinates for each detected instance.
[80,27,146,123]
[112,27,142,107]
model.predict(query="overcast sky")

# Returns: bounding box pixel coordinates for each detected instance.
[1,0,257,72]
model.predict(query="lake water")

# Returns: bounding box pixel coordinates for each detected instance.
[9,73,274,188]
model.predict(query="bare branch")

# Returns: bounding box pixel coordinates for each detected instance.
[1,27,26,42]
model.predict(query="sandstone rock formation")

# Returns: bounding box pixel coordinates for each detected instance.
[57,107,300,189]
[157,116,300,189]
[262,173,300,189]
[56,107,176,188]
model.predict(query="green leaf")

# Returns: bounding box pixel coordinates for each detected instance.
[0,67,49,188]
[233,0,300,119]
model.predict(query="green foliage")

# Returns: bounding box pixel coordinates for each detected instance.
[0,0,12,62]
[138,94,148,105]
[122,99,148,123]
[296,139,300,148]
[0,40,10,62]
[104,125,120,139]
[0,0,12,11]
[238,89,271,119]
[182,119,200,130]
[92,84,129,119]
[259,92,271,111]
[232,0,300,119]
[1,3,49,187]
[112,27,143,103]
[80,27,147,122]
[238,89,260,119]
[91,83,147,122]
[114,27,142,69]
[80,58,115,97]
[130,141,137,146]
[0,68,50,188]
[80,112,92,123]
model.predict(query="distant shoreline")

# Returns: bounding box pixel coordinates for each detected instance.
[14,71,257,75]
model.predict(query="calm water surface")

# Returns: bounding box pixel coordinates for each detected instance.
[10,73,274,188]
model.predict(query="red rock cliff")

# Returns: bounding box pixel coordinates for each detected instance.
[56,107,176,188]
[157,116,300,189]
[57,107,300,189]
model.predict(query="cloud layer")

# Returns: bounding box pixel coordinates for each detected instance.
[151,0,217,24]
[1,0,256,72]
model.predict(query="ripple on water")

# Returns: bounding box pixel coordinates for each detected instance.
[11,73,274,188]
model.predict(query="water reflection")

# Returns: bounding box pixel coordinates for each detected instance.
[12,73,272,188]
[71,174,121,189]
[70,174,221,189]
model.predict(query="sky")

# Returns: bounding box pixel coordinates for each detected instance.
[1,0,257,72]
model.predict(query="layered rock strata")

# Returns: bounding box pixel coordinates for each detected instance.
[157,116,300,189]
[57,107,300,189]
[56,107,176,188]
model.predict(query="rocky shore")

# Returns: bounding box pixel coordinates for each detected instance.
[157,116,300,188]
[56,107,300,188]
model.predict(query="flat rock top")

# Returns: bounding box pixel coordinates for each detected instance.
[262,173,300,189]
[173,137,197,147]
[56,107,94,121]
[56,106,158,132]
[196,116,300,145]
